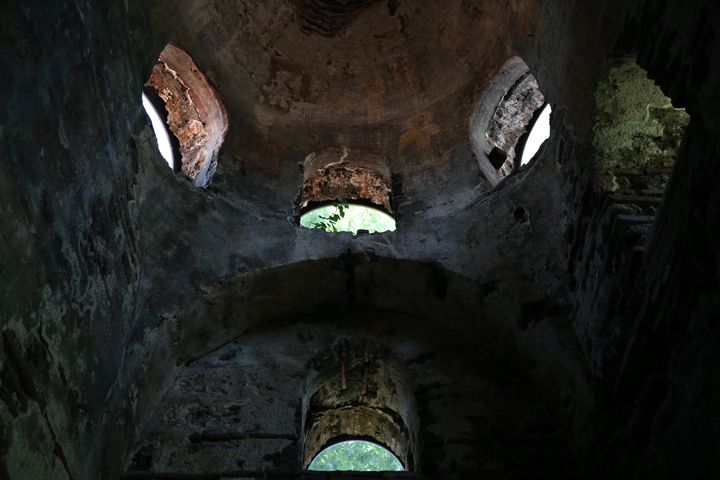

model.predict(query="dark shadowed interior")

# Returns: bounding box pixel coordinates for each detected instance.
[1,1,719,479]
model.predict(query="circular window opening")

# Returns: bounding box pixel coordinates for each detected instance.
[308,439,404,472]
[141,91,176,170]
[519,103,552,166]
[299,146,396,235]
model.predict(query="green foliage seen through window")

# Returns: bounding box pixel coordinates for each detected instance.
[311,196,350,232]
[300,197,396,235]
[308,440,404,472]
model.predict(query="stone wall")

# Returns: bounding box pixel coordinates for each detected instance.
[1,0,718,479]
[570,56,689,379]
[0,1,159,477]
[565,1,720,478]
[0,0,594,476]
[0,0,615,477]
[122,300,582,479]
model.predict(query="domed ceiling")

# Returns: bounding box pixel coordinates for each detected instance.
[174,0,540,124]
[164,1,542,177]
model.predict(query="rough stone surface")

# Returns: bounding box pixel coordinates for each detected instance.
[147,60,208,175]
[487,73,546,177]
[1,1,719,479]
[123,308,581,479]
[294,0,383,37]
[302,340,419,469]
[570,57,690,380]
[145,44,229,188]
[301,146,393,213]
[591,57,689,193]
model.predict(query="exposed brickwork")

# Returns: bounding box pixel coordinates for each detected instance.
[145,44,228,187]
[301,146,393,213]
[302,341,417,469]
[487,74,545,177]
[295,0,382,37]
[147,62,209,174]
[2,1,719,480]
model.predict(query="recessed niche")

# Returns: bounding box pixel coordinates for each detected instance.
[143,44,228,187]
[470,57,553,185]
[299,146,396,235]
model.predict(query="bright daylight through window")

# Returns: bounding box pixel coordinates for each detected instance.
[520,103,552,166]
[308,440,404,472]
[141,92,175,170]
[300,202,396,235]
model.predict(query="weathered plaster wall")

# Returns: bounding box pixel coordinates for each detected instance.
[0,0,604,477]
[124,306,582,479]
[105,0,604,473]
[146,44,228,188]
[487,73,545,177]
[2,0,719,479]
[0,1,154,477]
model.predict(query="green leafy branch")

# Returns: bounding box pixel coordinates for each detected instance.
[312,196,350,232]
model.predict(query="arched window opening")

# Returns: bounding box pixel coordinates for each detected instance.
[470,57,552,185]
[299,146,396,235]
[308,439,404,472]
[143,44,228,187]
[302,341,419,471]
[300,203,396,235]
